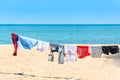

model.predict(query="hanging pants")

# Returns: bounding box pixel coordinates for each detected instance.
[48,43,65,64]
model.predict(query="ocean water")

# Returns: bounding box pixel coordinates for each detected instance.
[0,24,120,44]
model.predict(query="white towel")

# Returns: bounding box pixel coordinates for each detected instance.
[37,40,49,52]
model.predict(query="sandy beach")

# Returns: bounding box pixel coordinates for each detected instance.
[0,44,120,80]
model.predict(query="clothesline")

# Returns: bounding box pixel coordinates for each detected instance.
[11,33,120,64]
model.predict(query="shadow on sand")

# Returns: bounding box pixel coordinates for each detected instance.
[103,52,120,67]
[41,76,82,80]
[0,72,36,77]
[0,72,82,80]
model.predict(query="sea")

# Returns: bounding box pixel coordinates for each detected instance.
[0,24,120,44]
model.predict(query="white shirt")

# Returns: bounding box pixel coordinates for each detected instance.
[65,45,77,62]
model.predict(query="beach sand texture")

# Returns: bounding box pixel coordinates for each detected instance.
[0,44,120,80]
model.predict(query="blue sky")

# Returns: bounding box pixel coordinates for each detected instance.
[0,0,120,24]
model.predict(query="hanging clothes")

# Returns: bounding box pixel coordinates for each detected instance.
[11,33,18,56]
[48,43,65,64]
[11,33,38,56]
[102,46,119,55]
[17,35,38,49]
[37,40,49,52]
[77,46,90,58]
[89,46,102,58]
[65,45,77,62]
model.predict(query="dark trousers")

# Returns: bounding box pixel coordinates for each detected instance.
[102,46,119,55]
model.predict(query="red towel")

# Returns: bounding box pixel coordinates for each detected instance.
[11,33,18,56]
[77,46,90,58]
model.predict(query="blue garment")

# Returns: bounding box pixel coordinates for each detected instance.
[17,35,38,49]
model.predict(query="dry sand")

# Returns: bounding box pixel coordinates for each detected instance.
[0,44,120,80]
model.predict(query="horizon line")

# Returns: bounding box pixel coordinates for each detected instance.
[0,24,120,26]
[0,23,120,25]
